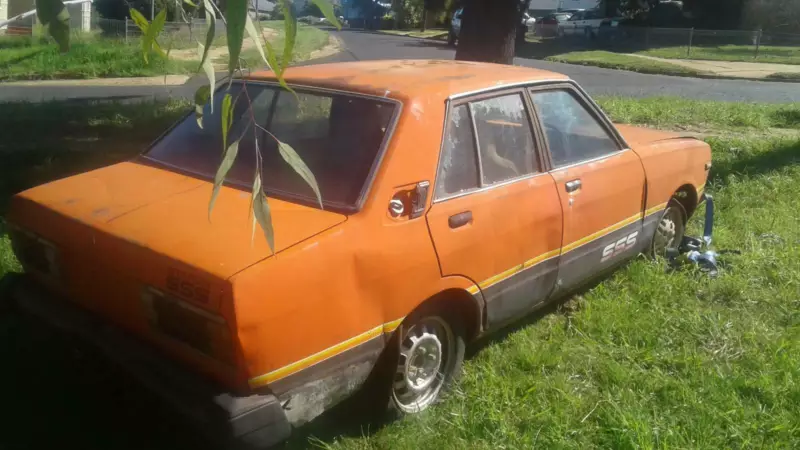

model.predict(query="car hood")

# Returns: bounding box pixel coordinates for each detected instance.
[10,160,347,279]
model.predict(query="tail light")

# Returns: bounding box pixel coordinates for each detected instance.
[141,287,235,365]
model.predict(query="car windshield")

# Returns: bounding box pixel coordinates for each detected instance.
[146,82,397,209]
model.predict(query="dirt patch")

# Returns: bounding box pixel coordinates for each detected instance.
[170,28,279,70]
[309,34,342,60]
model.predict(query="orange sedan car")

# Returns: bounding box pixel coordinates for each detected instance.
[2,60,711,447]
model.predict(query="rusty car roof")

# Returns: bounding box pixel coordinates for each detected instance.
[245,60,569,101]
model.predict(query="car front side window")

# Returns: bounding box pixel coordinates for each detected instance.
[530,89,620,168]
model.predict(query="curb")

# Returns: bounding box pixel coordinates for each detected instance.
[0,75,192,88]
[542,59,800,84]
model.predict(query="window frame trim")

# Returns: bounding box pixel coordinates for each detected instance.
[140,79,403,214]
[433,87,547,202]
[527,82,630,171]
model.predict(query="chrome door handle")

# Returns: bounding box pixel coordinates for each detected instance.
[448,211,472,229]
[565,179,582,193]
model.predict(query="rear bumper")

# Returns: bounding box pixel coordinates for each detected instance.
[0,274,291,449]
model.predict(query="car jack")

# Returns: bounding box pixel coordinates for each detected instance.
[667,194,721,277]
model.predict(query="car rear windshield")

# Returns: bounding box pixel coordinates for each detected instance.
[146,82,397,209]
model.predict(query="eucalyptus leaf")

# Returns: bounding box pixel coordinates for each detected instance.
[197,42,216,112]
[208,138,240,220]
[253,189,275,254]
[36,0,71,52]
[194,85,211,129]
[183,0,198,6]
[277,140,322,208]
[225,0,248,74]
[221,93,233,149]
[280,0,296,73]
[142,9,166,64]
[311,0,342,30]
[198,0,216,69]
[245,14,268,66]
[129,8,149,31]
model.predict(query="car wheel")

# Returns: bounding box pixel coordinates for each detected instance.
[651,201,686,258]
[389,313,465,413]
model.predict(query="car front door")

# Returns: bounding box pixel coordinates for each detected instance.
[426,90,563,329]
[529,85,645,294]
[566,12,582,35]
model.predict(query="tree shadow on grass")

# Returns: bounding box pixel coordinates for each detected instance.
[0,48,46,70]
[769,109,800,129]
[0,99,188,215]
[711,138,800,185]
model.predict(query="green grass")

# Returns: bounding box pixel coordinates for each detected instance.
[545,50,707,77]
[595,96,800,130]
[2,97,800,448]
[639,44,800,65]
[0,34,193,81]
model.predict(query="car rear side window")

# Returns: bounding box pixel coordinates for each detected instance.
[471,94,538,185]
[436,104,479,199]
[530,89,620,167]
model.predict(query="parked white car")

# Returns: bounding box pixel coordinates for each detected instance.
[559,9,619,39]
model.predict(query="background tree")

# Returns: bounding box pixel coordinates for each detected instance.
[454,0,530,64]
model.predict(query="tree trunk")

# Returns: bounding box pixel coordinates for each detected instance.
[455,0,520,64]
[421,9,427,31]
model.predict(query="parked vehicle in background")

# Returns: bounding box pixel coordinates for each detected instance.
[560,8,620,39]
[523,12,536,28]
[534,12,573,37]
[448,7,463,45]
[2,60,711,449]
[449,7,531,46]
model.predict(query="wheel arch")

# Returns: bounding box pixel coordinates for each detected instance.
[394,287,484,344]
[672,183,698,221]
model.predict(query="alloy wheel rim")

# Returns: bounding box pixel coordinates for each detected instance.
[391,316,453,413]
[654,207,680,256]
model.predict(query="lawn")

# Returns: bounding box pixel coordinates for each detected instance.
[1,97,799,448]
[639,44,800,65]
[545,50,707,77]
[0,22,332,81]
[0,34,193,81]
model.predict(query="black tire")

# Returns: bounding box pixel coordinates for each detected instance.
[0,273,20,316]
[361,305,466,419]
[650,200,687,258]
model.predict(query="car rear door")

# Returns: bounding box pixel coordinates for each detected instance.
[529,84,645,294]
[426,89,563,329]
[565,12,581,35]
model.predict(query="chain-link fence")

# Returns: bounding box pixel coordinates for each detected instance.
[530,25,800,63]
[92,17,225,47]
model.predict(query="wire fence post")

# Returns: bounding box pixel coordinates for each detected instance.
[645,27,651,50]
[124,16,128,43]
[687,27,694,57]
[754,28,762,59]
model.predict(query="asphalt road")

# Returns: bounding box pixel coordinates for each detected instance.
[1,29,798,103]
